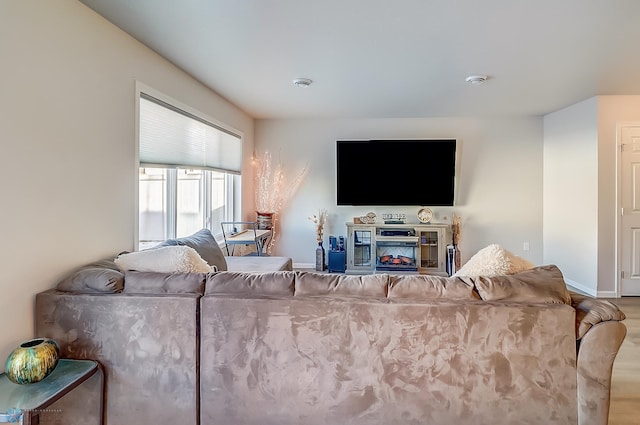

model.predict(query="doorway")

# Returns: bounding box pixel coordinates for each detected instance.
[618,123,640,296]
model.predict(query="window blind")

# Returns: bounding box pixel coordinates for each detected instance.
[139,94,242,174]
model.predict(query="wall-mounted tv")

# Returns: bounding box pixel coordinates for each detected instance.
[336,139,457,206]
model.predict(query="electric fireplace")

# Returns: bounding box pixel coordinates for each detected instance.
[375,229,419,272]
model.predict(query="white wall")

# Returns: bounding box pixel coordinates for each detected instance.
[543,95,640,297]
[256,117,544,268]
[543,98,599,295]
[597,96,640,296]
[0,0,254,371]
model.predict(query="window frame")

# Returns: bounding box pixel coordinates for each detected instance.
[135,82,243,250]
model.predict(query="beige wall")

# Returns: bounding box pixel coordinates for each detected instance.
[0,0,254,370]
[255,117,544,268]
[543,98,599,295]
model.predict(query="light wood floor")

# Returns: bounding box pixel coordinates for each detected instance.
[607,297,640,425]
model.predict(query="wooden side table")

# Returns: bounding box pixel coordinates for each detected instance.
[0,359,103,424]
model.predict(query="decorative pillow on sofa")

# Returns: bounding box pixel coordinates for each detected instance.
[56,264,124,293]
[472,264,572,304]
[453,244,535,277]
[123,271,207,294]
[115,246,215,273]
[155,228,227,271]
[294,272,389,298]
[388,274,479,300]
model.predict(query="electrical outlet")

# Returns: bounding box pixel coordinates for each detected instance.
[523,242,530,251]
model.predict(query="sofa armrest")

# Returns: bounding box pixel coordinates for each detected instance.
[571,292,626,339]
[576,321,626,425]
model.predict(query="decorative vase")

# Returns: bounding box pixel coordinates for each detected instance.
[315,241,325,271]
[256,211,273,230]
[454,245,461,270]
[5,338,60,384]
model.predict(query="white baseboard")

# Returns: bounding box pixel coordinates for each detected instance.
[596,290,618,299]
[564,279,597,297]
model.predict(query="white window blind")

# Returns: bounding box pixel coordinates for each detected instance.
[139,94,242,174]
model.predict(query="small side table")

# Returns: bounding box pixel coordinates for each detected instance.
[221,221,272,256]
[0,359,103,425]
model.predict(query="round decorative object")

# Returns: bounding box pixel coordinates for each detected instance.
[417,208,433,224]
[5,338,60,384]
[359,212,377,224]
[365,212,376,223]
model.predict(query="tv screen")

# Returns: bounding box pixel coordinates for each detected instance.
[336,139,456,206]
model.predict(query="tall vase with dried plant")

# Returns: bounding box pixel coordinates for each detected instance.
[309,209,328,271]
[253,151,306,253]
[451,213,462,269]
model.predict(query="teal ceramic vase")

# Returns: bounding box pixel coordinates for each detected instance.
[5,338,60,384]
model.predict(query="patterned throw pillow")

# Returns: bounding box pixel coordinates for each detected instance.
[115,245,215,273]
[453,244,535,277]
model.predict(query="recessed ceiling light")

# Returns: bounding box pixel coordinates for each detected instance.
[465,75,488,85]
[293,78,312,88]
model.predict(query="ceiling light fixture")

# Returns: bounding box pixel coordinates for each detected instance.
[465,75,488,85]
[293,78,312,88]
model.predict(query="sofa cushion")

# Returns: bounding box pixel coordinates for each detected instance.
[473,264,572,304]
[388,274,479,300]
[157,228,227,271]
[453,244,535,277]
[123,271,206,294]
[205,271,295,296]
[56,266,124,293]
[294,272,388,298]
[115,246,214,273]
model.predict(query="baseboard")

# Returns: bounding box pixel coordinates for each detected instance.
[596,290,619,299]
[564,279,598,297]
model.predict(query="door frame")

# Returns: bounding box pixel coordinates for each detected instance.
[616,121,640,297]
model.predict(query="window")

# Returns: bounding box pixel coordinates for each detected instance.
[137,90,242,249]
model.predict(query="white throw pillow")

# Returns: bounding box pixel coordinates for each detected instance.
[453,244,535,277]
[115,246,215,273]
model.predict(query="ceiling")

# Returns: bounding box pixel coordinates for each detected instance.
[80,0,640,119]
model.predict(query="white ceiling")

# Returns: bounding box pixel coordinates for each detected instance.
[80,0,640,119]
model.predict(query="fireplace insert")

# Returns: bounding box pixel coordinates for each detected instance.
[375,239,418,272]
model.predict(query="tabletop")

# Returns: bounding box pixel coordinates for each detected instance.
[0,359,100,422]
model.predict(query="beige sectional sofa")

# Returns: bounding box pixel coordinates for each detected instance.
[35,264,626,425]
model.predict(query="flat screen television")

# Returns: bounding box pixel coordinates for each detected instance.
[336,139,456,206]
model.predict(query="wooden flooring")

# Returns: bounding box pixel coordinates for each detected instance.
[608,297,640,425]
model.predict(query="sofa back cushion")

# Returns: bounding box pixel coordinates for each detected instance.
[388,274,479,300]
[473,264,572,304]
[294,272,388,298]
[157,228,227,271]
[123,271,206,294]
[205,271,295,296]
[56,258,124,293]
